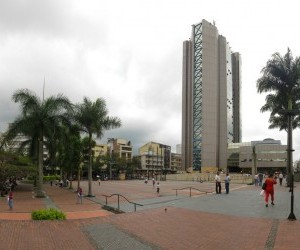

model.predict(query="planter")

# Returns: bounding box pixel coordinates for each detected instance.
[118,173,126,180]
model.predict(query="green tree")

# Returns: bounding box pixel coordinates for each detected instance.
[46,124,82,189]
[257,48,300,175]
[257,48,300,130]
[4,89,72,197]
[74,97,121,196]
[0,150,34,195]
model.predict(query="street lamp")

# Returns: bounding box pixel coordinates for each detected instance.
[107,138,115,180]
[252,145,257,184]
[280,109,300,221]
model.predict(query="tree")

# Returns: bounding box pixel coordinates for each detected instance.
[0,150,34,195]
[46,124,82,189]
[74,97,121,196]
[4,89,72,197]
[257,48,300,175]
[257,48,300,130]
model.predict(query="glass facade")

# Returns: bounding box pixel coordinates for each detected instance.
[192,23,203,170]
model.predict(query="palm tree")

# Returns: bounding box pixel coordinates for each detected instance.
[74,97,121,197]
[257,48,300,128]
[5,89,72,197]
[257,48,300,175]
[46,124,81,189]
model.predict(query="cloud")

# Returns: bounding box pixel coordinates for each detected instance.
[1,0,300,161]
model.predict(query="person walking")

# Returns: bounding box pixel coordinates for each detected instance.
[215,172,221,194]
[254,174,259,186]
[264,173,277,207]
[7,190,13,210]
[156,182,160,195]
[258,173,264,186]
[98,178,101,186]
[278,172,283,186]
[77,187,83,204]
[152,178,155,188]
[225,173,231,194]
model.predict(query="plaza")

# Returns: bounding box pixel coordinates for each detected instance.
[0,179,299,249]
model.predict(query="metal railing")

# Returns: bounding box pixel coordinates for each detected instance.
[102,194,143,212]
[174,187,212,197]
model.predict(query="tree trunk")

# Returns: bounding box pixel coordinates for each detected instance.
[88,134,93,196]
[36,139,45,197]
[77,165,81,190]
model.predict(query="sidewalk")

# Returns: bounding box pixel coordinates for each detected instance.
[0,180,299,249]
[0,182,112,220]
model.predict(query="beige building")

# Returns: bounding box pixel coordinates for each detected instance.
[182,19,241,173]
[139,142,171,176]
[171,153,182,172]
[228,139,287,173]
[107,138,132,161]
[92,144,108,158]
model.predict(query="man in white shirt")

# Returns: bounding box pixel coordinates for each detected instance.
[215,172,221,194]
[278,172,283,186]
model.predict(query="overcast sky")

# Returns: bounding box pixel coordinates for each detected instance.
[1,0,300,159]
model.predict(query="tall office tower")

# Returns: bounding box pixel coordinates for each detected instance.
[182,19,241,172]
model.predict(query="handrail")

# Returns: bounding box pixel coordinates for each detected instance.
[173,187,212,197]
[102,194,143,212]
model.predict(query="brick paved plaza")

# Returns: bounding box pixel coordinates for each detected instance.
[0,179,299,249]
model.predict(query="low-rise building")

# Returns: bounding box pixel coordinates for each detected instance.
[171,152,182,172]
[139,142,171,177]
[228,138,287,174]
[107,138,132,161]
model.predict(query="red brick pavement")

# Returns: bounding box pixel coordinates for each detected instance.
[1,206,299,249]
[0,182,112,220]
[1,181,299,249]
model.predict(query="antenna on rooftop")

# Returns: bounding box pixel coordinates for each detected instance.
[43,76,45,101]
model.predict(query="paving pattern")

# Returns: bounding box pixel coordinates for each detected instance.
[0,180,299,249]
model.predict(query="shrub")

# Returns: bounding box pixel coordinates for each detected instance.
[43,175,60,182]
[31,208,66,220]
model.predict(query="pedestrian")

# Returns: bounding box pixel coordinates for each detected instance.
[156,182,160,195]
[264,173,277,207]
[278,172,283,186]
[152,178,155,188]
[258,172,264,186]
[215,171,221,194]
[98,179,101,186]
[77,187,83,204]
[144,178,148,184]
[50,180,53,186]
[225,173,231,194]
[7,190,13,210]
[254,173,259,186]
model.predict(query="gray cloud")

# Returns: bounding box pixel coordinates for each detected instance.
[2,0,300,160]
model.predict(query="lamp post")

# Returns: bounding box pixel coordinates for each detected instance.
[107,138,115,180]
[287,111,296,220]
[280,109,299,221]
[252,145,257,184]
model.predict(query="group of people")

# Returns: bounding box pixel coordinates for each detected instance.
[215,171,280,208]
[144,177,160,195]
[255,172,284,187]
[256,172,285,207]
[215,172,231,194]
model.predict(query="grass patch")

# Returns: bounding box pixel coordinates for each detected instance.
[31,208,66,220]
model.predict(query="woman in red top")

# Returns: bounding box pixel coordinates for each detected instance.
[264,173,277,207]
